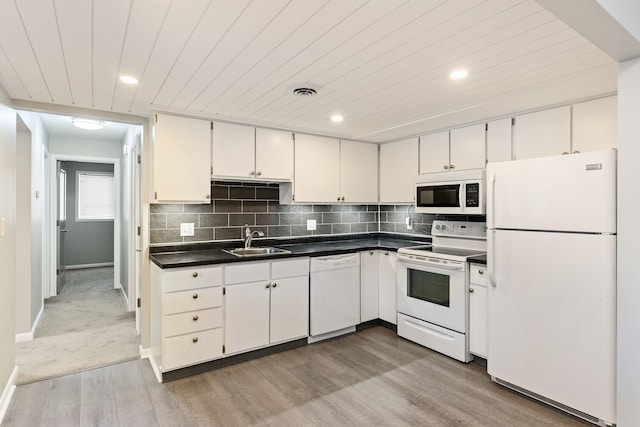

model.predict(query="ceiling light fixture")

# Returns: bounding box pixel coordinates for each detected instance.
[72,118,104,130]
[450,69,468,80]
[331,115,343,123]
[119,75,139,85]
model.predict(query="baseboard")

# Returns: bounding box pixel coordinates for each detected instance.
[119,286,129,307]
[0,366,19,425]
[15,305,44,343]
[65,262,114,270]
[139,345,151,359]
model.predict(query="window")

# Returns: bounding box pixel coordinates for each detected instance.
[77,172,115,220]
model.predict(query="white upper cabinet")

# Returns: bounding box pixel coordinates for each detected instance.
[340,140,378,203]
[450,124,486,170]
[294,135,378,203]
[487,118,513,163]
[153,114,212,203]
[379,137,418,203]
[572,96,617,153]
[294,134,341,203]
[211,122,255,179]
[513,105,571,160]
[255,128,294,181]
[419,130,449,174]
[212,122,293,181]
[419,125,485,174]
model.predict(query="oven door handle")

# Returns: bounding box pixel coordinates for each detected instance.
[398,254,465,271]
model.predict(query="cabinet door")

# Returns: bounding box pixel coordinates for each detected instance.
[469,264,488,358]
[380,138,418,203]
[256,128,293,181]
[487,118,512,163]
[513,106,570,160]
[340,140,378,203]
[419,130,450,174]
[572,96,617,153]
[450,124,486,170]
[224,281,270,354]
[378,251,397,325]
[212,122,255,179]
[360,250,379,322]
[153,114,211,203]
[270,276,309,344]
[294,134,340,202]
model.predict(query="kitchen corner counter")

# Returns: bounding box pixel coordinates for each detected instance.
[468,254,487,265]
[150,233,431,269]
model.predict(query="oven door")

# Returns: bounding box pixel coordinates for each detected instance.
[396,255,467,333]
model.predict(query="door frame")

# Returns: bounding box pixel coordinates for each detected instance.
[47,154,121,297]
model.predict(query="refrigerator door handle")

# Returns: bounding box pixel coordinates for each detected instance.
[489,229,497,287]
[488,171,496,229]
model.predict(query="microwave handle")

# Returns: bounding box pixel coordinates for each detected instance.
[460,183,465,209]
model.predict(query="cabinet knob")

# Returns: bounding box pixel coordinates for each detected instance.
[369,251,374,255]
[469,288,474,293]
[272,282,277,288]
[192,272,198,278]
[206,194,211,199]
[449,164,455,169]
[385,251,389,255]
[192,293,198,299]
[478,269,484,275]
[562,152,569,155]
[337,197,341,201]
[573,151,580,154]
[341,197,345,201]
[257,171,262,176]
[250,171,255,176]
[444,165,449,170]
[265,283,271,288]
[192,337,199,343]
[193,315,199,321]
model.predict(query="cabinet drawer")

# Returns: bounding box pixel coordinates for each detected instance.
[470,264,488,286]
[163,328,223,370]
[162,266,222,292]
[163,286,222,315]
[225,261,269,284]
[163,308,222,338]
[272,257,309,279]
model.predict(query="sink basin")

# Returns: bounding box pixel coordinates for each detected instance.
[223,247,291,257]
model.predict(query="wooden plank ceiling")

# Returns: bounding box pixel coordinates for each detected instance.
[0,0,617,142]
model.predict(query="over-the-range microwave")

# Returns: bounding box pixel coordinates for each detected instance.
[415,169,485,215]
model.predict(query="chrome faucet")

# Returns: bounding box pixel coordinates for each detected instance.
[244,224,264,249]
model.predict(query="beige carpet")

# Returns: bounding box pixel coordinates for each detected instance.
[15,267,140,384]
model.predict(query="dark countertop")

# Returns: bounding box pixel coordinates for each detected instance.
[150,233,431,269]
[468,253,487,265]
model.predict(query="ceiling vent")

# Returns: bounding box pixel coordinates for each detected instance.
[290,83,321,97]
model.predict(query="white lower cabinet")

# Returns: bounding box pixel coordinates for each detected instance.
[224,258,309,355]
[379,251,398,325]
[150,264,224,375]
[469,263,488,358]
[360,250,380,322]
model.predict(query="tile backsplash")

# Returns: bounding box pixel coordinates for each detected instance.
[150,182,482,245]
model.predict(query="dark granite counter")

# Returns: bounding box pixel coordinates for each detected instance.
[468,253,487,265]
[150,233,431,269]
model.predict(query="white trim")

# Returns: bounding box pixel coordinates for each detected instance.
[65,262,114,270]
[15,305,44,343]
[0,366,18,425]
[119,285,129,308]
[139,345,151,359]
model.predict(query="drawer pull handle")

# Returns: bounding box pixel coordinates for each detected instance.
[192,337,199,343]
[193,315,199,321]
[192,293,198,299]
[192,272,198,278]
[479,270,484,275]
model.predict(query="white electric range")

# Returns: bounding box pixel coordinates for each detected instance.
[396,220,486,362]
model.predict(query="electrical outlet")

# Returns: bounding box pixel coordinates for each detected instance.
[307,219,317,231]
[405,217,413,230]
[180,223,195,237]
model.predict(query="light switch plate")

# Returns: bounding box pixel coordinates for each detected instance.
[180,223,195,236]
[307,219,316,231]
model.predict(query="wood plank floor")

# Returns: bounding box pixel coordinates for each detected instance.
[3,326,590,426]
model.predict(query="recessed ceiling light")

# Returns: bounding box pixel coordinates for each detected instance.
[331,115,343,123]
[450,69,468,80]
[119,75,139,85]
[72,118,104,130]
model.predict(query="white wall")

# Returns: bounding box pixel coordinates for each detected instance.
[49,136,122,159]
[0,85,17,421]
[616,56,640,427]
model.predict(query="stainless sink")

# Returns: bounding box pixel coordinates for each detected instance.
[223,247,291,257]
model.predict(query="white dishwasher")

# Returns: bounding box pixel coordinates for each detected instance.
[309,253,360,343]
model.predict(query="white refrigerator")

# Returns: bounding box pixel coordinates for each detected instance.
[486,149,616,425]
